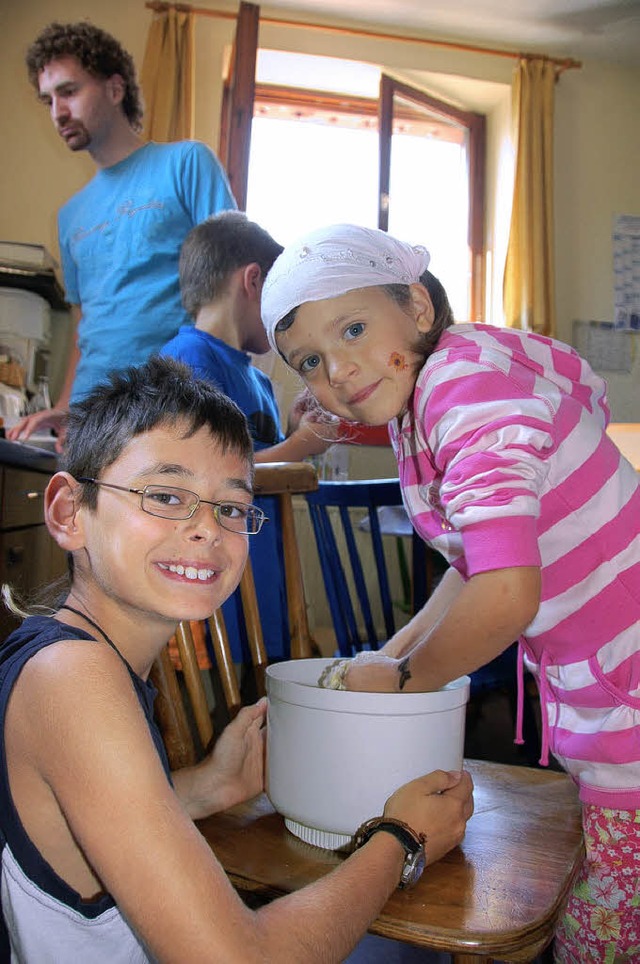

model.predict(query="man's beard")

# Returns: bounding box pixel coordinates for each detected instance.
[59,123,91,152]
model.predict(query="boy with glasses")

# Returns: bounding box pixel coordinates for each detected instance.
[0,355,473,962]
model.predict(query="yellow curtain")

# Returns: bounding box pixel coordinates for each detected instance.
[140,6,195,142]
[503,57,556,335]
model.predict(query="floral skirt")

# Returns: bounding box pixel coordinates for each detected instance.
[554,805,640,963]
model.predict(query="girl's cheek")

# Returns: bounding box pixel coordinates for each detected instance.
[314,385,339,410]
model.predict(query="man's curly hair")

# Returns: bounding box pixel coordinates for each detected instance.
[26,21,143,131]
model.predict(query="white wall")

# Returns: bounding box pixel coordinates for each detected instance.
[553,61,640,419]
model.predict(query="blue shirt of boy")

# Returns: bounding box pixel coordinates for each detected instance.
[161,327,289,660]
[161,327,283,449]
[59,141,236,402]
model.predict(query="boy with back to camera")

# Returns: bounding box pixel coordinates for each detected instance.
[162,210,336,465]
[162,212,337,662]
[0,355,473,961]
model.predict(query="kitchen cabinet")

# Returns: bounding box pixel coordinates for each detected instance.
[0,463,67,640]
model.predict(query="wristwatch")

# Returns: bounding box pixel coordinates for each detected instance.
[353,816,426,889]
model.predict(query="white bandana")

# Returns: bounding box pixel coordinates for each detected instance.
[261,223,430,353]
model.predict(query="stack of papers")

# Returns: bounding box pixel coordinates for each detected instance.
[0,242,58,271]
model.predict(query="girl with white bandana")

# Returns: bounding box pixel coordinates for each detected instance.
[261,223,640,964]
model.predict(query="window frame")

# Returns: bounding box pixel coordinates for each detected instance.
[379,75,486,321]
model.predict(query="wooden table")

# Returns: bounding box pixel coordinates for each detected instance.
[198,759,584,963]
[606,422,640,472]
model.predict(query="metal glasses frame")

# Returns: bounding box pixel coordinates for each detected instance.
[76,478,267,534]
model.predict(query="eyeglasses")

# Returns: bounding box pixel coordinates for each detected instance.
[76,478,267,535]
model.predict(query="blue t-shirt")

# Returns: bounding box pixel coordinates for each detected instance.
[162,327,290,660]
[162,327,283,450]
[59,141,236,401]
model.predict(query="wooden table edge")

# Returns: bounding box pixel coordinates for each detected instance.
[224,851,584,962]
[199,760,584,961]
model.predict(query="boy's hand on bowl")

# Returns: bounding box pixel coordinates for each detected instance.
[181,698,267,818]
[384,770,474,866]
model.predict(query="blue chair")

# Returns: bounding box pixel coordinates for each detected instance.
[305,478,541,764]
[305,479,442,657]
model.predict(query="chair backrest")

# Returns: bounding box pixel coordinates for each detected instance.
[151,461,318,770]
[252,462,318,661]
[151,621,214,769]
[305,478,438,657]
[305,476,542,764]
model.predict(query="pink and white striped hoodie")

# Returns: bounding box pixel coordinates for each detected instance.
[390,323,640,810]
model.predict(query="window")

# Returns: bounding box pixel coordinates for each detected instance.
[378,76,485,321]
[244,54,485,321]
[247,86,380,241]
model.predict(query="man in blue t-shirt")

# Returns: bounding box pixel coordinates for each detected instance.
[162,212,337,661]
[9,21,235,450]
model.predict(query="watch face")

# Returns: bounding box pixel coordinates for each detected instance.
[400,849,426,888]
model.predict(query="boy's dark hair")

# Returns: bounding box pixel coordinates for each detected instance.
[180,212,284,318]
[61,356,253,510]
[26,21,143,131]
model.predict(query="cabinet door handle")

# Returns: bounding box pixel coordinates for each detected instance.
[25,491,44,500]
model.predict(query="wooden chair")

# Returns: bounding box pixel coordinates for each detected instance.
[150,461,318,770]
[252,461,318,663]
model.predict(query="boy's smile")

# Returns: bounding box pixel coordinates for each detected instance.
[156,562,218,583]
[277,285,433,426]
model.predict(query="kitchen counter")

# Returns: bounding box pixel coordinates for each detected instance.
[0,441,65,640]
[0,437,58,474]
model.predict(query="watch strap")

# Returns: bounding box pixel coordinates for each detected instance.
[353,817,424,853]
[353,817,426,888]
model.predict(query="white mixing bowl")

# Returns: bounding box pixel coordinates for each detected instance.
[266,658,470,850]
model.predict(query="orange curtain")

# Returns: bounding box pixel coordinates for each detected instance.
[503,57,556,335]
[141,5,195,142]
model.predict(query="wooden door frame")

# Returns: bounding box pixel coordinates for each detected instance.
[220,1,259,211]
